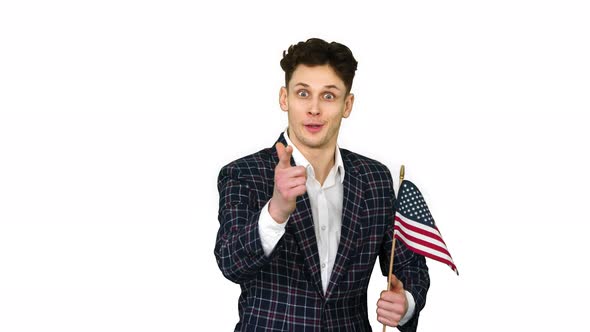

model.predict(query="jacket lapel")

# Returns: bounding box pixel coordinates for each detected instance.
[273,133,325,297]
[289,194,325,297]
[325,153,363,299]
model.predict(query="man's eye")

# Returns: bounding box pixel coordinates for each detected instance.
[323,93,335,100]
[297,90,309,97]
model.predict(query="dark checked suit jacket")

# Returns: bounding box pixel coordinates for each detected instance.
[215,133,430,332]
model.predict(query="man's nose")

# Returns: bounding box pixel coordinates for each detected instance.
[308,98,320,115]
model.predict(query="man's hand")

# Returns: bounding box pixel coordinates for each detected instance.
[377,274,409,327]
[268,142,307,223]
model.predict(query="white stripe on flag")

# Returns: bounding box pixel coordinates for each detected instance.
[396,213,444,239]
[394,219,447,250]
[394,230,454,263]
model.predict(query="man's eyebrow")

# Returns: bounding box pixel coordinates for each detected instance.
[293,82,341,90]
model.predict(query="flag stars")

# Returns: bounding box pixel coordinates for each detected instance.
[396,182,436,227]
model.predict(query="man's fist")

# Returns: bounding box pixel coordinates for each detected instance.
[376,274,409,327]
[268,143,307,223]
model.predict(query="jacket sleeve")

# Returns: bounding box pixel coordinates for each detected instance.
[378,169,430,332]
[214,162,275,284]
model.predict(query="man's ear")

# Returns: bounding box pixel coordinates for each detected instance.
[279,86,288,112]
[343,93,354,118]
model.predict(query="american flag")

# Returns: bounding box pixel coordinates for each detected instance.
[394,180,458,275]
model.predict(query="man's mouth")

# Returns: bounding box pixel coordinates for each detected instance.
[304,124,324,133]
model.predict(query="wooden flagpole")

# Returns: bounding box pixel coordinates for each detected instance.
[382,165,405,332]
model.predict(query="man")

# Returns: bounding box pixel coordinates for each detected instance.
[215,38,429,331]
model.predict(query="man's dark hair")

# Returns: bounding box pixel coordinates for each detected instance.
[280,38,358,94]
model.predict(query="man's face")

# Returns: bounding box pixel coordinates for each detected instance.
[279,64,354,153]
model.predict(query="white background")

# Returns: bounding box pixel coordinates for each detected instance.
[1,1,589,331]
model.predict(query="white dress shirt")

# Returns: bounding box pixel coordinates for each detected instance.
[257,130,415,324]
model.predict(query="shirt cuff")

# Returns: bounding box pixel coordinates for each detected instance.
[258,200,287,256]
[398,290,416,326]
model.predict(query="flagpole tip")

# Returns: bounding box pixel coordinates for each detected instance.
[399,165,405,183]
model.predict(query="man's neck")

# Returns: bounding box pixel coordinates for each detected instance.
[298,145,335,186]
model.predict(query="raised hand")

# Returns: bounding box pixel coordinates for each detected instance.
[268,142,307,223]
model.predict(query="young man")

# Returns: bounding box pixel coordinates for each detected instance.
[215,38,429,331]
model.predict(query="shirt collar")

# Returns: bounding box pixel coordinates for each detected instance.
[283,128,345,184]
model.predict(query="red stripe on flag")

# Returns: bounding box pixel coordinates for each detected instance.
[394,225,450,256]
[396,236,458,273]
[395,214,449,246]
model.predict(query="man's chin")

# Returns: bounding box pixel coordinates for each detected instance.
[300,138,327,150]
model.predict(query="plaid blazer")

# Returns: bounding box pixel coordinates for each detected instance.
[215,133,429,331]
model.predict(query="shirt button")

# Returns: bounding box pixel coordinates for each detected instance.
[321,263,326,269]
[321,225,326,231]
